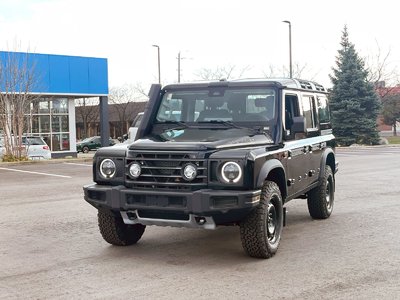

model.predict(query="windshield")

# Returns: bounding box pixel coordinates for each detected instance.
[80,137,97,143]
[23,137,46,145]
[156,87,276,123]
[154,87,277,141]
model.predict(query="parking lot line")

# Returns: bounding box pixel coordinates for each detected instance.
[63,162,91,167]
[0,167,72,178]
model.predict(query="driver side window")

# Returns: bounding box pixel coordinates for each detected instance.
[285,94,300,132]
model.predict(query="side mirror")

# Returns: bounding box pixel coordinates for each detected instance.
[291,116,307,134]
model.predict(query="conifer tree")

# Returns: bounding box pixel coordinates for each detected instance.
[330,26,381,145]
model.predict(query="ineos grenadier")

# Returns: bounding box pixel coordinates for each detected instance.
[84,78,338,258]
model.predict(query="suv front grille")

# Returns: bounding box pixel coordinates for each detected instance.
[126,151,207,191]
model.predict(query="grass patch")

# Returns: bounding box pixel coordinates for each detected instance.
[386,136,400,144]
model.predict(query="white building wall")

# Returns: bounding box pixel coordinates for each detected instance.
[68,99,76,152]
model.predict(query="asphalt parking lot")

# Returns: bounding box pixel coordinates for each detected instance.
[0,146,400,299]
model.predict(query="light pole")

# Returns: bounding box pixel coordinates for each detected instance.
[152,45,161,84]
[177,51,186,83]
[282,20,292,78]
[177,51,181,83]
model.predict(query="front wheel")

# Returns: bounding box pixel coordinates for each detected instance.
[82,146,90,153]
[240,181,283,259]
[307,165,334,219]
[98,210,146,246]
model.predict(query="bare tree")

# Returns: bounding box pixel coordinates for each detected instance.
[75,97,99,139]
[0,50,41,161]
[109,83,149,136]
[262,62,315,80]
[194,65,251,80]
[365,40,399,88]
[381,93,400,136]
[365,41,400,136]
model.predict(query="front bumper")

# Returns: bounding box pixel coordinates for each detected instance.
[84,184,261,228]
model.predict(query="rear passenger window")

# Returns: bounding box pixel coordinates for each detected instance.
[317,96,330,123]
[302,95,317,129]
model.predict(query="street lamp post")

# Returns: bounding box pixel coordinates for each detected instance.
[177,51,181,83]
[152,45,161,84]
[282,20,292,78]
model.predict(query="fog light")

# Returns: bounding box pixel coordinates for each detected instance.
[129,162,141,178]
[182,163,197,181]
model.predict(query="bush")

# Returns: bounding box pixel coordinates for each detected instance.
[1,154,29,162]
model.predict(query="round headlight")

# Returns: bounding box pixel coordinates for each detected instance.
[182,164,197,181]
[100,159,116,178]
[221,161,242,183]
[129,162,141,178]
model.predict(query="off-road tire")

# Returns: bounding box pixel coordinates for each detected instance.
[240,181,283,259]
[307,165,334,219]
[98,210,146,246]
[82,146,90,153]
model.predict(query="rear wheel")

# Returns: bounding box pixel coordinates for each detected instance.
[307,165,334,219]
[98,210,146,246]
[240,181,283,259]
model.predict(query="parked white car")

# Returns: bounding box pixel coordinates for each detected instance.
[128,112,144,141]
[0,139,5,158]
[0,136,51,160]
[23,136,52,159]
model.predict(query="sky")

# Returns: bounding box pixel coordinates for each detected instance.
[1,0,400,93]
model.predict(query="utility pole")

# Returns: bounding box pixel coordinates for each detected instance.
[177,51,181,83]
[152,45,161,84]
[282,20,293,78]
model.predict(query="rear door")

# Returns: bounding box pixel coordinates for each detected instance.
[283,92,310,196]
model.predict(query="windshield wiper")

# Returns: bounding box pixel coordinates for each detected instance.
[159,120,190,130]
[199,120,273,138]
[198,120,245,129]
[198,120,262,132]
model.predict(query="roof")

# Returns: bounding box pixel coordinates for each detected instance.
[0,51,108,96]
[163,78,328,93]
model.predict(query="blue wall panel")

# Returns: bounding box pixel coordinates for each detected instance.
[0,51,108,96]
[29,54,50,93]
[48,55,70,93]
[69,56,89,94]
[88,58,108,95]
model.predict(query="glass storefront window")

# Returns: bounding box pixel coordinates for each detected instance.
[51,115,69,133]
[39,116,50,133]
[39,100,50,114]
[27,97,71,152]
[61,134,69,150]
[51,99,68,114]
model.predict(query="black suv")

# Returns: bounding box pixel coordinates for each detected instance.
[84,78,338,259]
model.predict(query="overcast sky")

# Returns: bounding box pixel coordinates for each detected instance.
[1,0,399,91]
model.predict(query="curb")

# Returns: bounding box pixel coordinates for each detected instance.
[0,156,94,167]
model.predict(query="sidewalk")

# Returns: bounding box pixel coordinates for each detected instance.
[0,152,95,166]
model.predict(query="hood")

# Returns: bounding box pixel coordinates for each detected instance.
[130,128,274,151]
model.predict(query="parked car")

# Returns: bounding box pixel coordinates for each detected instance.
[23,136,52,159]
[84,78,338,259]
[0,139,5,158]
[77,136,115,153]
[0,136,51,160]
[119,112,144,143]
[128,112,144,141]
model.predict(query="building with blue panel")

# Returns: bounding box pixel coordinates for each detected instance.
[0,51,109,158]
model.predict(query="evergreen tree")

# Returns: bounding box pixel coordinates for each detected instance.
[329,26,381,145]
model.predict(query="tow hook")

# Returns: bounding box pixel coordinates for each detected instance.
[195,216,207,225]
